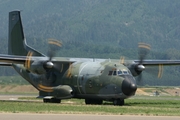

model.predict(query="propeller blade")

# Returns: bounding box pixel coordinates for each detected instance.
[48,39,62,61]
[120,56,125,64]
[38,84,53,92]
[52,62,64,72]
[136,43,151,84]
[25,51,33,69]
[66,63,72,78]
[136,74,143,86]
[138,43,151,64]
[158,64,163,78]
[141,64,164,79]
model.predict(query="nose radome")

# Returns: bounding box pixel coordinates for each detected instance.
[122,79,137,96]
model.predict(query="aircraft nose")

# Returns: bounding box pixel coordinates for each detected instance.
[122,78,137,96]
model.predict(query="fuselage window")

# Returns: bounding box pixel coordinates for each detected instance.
[113,71,117,75]
[108,71,113,75]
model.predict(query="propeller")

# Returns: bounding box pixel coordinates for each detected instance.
[136,43,151,85]
[136,43,164,85]
[43,39,62,86]
[25,39,62,74]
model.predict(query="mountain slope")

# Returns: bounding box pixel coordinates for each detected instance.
[0,0,180,86]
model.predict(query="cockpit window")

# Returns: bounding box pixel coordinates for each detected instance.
[108,70,130,76]
[118,70,123,75]
[113,71,117,75]
[123,71,128,74]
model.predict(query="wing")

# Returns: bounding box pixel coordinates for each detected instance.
[0,54,75,73]
[134,60,180,66]
[0,54,26,64]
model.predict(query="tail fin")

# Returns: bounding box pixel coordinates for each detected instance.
[8,10,44,56]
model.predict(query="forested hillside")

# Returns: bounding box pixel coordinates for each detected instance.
[0,0,180,86]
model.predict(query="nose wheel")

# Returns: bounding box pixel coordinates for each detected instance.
[113,99,124,106]
[43,98,61,103]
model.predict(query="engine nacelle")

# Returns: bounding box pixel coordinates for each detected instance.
[52,85,74,99]
[26,60,54,74]
[27,61,46,74]
[39,85,74,99]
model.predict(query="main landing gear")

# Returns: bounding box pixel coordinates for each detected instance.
[43,98,61,103]
[85,99,103,105]
[85,98,125,106]
[113,99,124,106]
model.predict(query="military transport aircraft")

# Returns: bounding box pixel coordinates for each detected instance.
[0,10,180,106]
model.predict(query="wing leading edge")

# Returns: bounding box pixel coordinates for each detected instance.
[0,54,75,67]
[134,60,180,66]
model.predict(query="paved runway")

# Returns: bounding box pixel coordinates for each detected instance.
[0,113,179,120]
[0,95,23,100]
[0,94,38,102]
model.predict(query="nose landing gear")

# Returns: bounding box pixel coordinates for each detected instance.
[85,99,103,105]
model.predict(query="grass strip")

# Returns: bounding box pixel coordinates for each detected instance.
[0,97,180,116]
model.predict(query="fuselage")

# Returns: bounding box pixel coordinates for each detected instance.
[62,60,137,100]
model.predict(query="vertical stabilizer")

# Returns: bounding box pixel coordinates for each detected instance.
[8,10,44,56]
